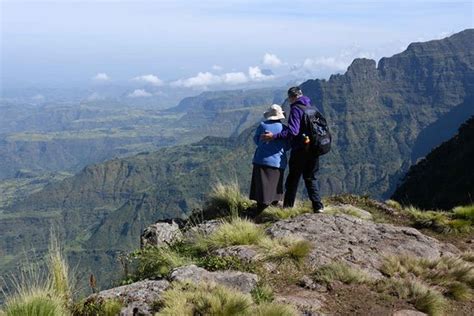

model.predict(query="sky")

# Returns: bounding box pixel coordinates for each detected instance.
[1,0,473,92]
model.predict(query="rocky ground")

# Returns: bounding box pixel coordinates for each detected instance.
[78,197,473,316]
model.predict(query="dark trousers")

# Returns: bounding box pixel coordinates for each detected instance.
[283,149,323,209]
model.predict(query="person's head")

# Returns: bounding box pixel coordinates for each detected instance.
[287,86,303,103]
[263,104,285,121]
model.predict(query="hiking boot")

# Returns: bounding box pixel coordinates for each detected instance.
[312,202,324,213]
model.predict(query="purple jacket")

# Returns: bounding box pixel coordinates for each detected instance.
[273,95,312,148]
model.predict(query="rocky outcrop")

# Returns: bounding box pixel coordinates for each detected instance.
[170,265,259,294]
[267,213,459,277]
[140,220,183,248]
[87,280,170,316]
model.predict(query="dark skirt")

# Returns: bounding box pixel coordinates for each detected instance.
[249,164,284,205]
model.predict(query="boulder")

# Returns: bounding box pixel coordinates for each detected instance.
[140,220,182,248]
[267,213,459,277]
[170,264,259,293]
[86,280,170,316]
[181,219,222,239]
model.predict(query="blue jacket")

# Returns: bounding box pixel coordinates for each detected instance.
[253,120,291,169]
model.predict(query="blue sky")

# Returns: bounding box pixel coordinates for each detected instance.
[1,0,473,91]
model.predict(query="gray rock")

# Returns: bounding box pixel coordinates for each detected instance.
[214,245,259,263]
[170,264,259,293]
[87,279,170,316]
[182,219,222,240]
[392,310,427,316]
[267,214,459,277]
[140,221,182,248]
[276,292,325,315]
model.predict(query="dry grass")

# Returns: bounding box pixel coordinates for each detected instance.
[156,281,297,316]
[312,262,372,285]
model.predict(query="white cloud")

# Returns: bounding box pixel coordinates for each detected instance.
[93,73,110,81]
[302,57,348,72]
[212,65,223,71]
[222,72,248,84]
[128,89,152,98]
[171,71,249,88]
[248,66,274,81]
[263,53,282,67]
[132,74,164,86]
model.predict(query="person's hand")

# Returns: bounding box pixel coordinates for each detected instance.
[261,131,273,141]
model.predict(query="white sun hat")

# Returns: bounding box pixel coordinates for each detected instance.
[263,104,285,120]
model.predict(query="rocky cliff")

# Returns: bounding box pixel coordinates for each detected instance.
[393,116,474,210]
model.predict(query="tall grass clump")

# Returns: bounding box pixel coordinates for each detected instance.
[0,236,72,316]
[197,217,266,251]
[261,204,311,221]
[258,237,311,264]
[155,281,297,316]
[378,278,446,316]
[405,206,473,234]
[381,254,473,301]
[205,182,253,218]
[127,245,191,281]
[312,262,372,285]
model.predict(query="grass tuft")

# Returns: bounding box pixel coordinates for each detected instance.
[197,217,266,250]
[260,204,311,221]
[378,278,446,316]
[155,281,297,316]
[205,182,253,218]
[404,206,473,234]
[312,262,372,285]
[127,245,191,280]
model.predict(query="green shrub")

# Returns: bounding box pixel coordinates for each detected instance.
[312,262,372,285]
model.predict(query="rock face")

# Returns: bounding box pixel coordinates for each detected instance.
[140,220,183,248]
[87,280,170,316]
[267,214,459,277]
[393,116,474,210]
[170,265,259,294]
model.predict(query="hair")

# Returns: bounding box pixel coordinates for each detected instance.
[287,86,303,98]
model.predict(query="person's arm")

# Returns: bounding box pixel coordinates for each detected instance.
[253,123,263,145]
[274,106,303,140]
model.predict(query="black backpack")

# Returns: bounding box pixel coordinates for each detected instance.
[296,104,332,156]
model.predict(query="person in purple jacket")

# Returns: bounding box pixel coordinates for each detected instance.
[249,104,291,216]
[261,87,324,213]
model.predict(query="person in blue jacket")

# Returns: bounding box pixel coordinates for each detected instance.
[249,104,290,216]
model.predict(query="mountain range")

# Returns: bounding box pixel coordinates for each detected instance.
[1,29,473,292]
